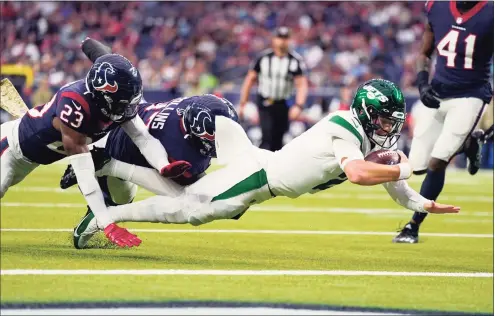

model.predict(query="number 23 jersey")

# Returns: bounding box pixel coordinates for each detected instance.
[18,80,119,165]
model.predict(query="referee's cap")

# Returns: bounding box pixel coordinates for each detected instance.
[273,26,291,38]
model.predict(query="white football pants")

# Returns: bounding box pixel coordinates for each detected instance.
[409,97,486,172]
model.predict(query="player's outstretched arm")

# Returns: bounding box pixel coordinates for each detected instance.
[382,180,460,214]
[333,138,411,186]
[121,115,192,178]
[58,121,141,248]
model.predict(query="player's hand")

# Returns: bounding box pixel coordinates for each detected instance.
[104,223,142,248]
[423,200,460,214]
[238,103,246,121]
[160,160,192,178]
[397,150,409,164]
[419,84,440,109]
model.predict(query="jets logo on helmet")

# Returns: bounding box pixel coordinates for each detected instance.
[92,62,119,93]
[190,109,215,141]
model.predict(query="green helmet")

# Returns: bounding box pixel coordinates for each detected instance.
[350,79,406,148]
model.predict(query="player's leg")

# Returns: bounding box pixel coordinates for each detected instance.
[110,156,272,225]
[0,138,15,198]
[258,106,274,150]
[464,98,492,175]
[271,102,289,151]
[1,121,39,198]
[395,98,485,243]
[393,102,444,243]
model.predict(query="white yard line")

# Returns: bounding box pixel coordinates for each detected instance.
[1,269,491,277]
[1,202,492,217]
[0,307,390,316]
[1,228,492,238]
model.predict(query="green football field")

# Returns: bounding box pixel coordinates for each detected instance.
[1,163,493,314]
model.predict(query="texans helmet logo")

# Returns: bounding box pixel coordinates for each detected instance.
[190,109,215,141]
[92,62,119,93]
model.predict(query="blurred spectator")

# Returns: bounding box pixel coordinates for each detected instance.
[31,75,52,107]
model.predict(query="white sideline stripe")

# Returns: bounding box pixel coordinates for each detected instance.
[1,228,492,238]
[1,202,492,217]
[8,186,493,202]
[1,269,491,278]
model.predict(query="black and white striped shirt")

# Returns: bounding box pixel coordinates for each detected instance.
[250,49,307,101]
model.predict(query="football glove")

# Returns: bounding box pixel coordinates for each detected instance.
[160,160,192,178]
[104,223,142,248]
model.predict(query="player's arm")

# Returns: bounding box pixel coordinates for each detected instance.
[333,138,412,186]
[121,115,191,178]
[416,22,440,108]
[382,180,460,214]
[81,38,112,62]
[289,58,309,121]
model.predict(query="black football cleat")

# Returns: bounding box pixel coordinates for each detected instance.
[392,223,419,244]
[465,129,484,176]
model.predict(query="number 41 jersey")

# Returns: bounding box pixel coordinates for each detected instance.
[18,80,118,165]
[428,0,494,103]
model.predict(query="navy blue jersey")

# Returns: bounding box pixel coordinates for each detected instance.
[428,0,494,103]
[105,97,211,184]
[18,80,120,164]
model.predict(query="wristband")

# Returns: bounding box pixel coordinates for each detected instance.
[398,163,412,180]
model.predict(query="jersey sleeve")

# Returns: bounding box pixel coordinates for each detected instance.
[291,57,307,77]
[56,91,92,133]
[249,55,262,73]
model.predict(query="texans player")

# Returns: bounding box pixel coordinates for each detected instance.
[0,54,191,248]
[61,94,239,249]
[394,0,493,243]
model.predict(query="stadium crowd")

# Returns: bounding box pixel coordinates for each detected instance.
[1,1,426,93]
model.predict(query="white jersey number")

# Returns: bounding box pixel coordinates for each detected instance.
[437,29,477,69]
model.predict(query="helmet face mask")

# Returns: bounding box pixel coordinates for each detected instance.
[350,79,406,149]
[86,54,142,123]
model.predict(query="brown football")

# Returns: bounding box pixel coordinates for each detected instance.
[364,149,401,165]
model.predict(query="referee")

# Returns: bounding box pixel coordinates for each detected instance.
[239,27,308,151]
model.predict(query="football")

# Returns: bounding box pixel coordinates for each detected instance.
[364,149,401,165]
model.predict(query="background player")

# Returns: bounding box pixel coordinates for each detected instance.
[73,79,460,246]
[61,94,239,248]
[0,54,191,248]
[393,0,494,243]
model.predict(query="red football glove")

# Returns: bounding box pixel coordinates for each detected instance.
[160,160,192,178]
[104,223,142,248]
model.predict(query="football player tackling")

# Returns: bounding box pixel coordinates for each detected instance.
[394,0,493,243]
[0,54,191,248]
[74,79,460,247]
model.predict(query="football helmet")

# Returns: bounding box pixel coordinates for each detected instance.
[350,79,406,148]
[86,54,143,123]
[182,94,239,157]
